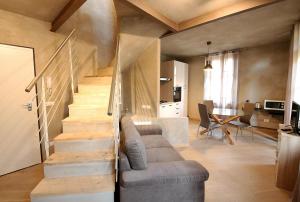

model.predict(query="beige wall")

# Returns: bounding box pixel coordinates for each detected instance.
[238,42,289,108]
[122,38,161,117]
[0,9,62,73]
[0,9,97,158]
[119,34,157,71]
[58,0,117,69]
[184,42,289,120]
[184,56,205,120]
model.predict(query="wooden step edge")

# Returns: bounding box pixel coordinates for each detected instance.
[53,132,114,141]
[44,152,114,165]
[30,175,115,197]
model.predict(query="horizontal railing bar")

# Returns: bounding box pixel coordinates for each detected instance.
[46,55,68,77]
[47,81,71,127]
[45,63,70,100]
[25,29,76,93]
[107,36,120,116]
[46,76,71,117]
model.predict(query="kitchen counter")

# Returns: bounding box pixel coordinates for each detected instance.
[160,102,184,118]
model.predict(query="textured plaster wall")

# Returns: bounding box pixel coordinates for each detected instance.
[0,9,97,158]
[238,42,289,108]
[58,0,118,69]
[184,41,289,120]
[122,38,161,117]
[184,56,205,120]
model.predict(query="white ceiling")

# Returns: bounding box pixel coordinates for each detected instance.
[161,0,300,57]
[0,0,69,22]
[144,0,248,23]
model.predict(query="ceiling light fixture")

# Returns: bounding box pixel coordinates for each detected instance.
[204,41,213,71]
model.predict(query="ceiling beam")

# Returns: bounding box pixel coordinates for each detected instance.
[51,0,87,32]
[122,0,179,32]
[178,0,282,31]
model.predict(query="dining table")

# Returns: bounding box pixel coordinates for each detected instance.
[211,108,244,145]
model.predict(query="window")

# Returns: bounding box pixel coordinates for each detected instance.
[203,52,238,109]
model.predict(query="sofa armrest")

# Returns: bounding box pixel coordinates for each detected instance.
[120,160,209,188]
[135,124,163,136]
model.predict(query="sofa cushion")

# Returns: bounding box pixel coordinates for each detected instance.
[122,117,148,170]
[135,124,163,136]
[121,160,209,188]
[146,147,184,163]
[141,135,172,149]
[119,151,131,171]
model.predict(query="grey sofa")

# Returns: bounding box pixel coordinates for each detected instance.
[119,116,209,202]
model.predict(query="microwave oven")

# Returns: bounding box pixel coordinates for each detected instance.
[264,100,285,111]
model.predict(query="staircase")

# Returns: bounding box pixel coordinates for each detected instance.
[30,68,116,202]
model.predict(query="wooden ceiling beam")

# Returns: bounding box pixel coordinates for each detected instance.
[178,0,282,31]
[51,0,87,32]
[122,0,179,32]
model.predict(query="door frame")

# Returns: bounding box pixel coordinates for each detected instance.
[0,42,43,173]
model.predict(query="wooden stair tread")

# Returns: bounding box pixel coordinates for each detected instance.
[74,93,109,97]
[44,151,114,165]
[54,132,113,141]
[31,175,115,196]
[63,116,113,123]
[80,77,112,85]
[69,104,107,109]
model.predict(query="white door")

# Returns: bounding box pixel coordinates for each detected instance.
[0,44,41,176]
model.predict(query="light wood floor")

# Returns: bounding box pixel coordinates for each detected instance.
[177,119,291,202]
[0,164,43,202]
[0,120,291,202]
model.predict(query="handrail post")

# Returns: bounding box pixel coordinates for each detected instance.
[68,40,75,98]
[41,76,50,159]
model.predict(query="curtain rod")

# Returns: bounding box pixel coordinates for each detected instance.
[208,49,240,56]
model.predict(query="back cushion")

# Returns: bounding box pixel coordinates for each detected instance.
[121,117,147,170]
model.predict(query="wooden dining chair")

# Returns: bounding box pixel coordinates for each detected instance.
[230,103,255,141]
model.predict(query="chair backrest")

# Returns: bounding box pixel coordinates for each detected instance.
[198,103,211,129]
[240,103,255,124]
[203,100,214,114]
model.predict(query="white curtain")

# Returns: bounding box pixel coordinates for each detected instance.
[204,52,239,109]
[285,23,300,125]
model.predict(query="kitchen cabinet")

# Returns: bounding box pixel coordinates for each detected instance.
[174,61,187,87]
[160,60,188,118]
[160,102,184,118]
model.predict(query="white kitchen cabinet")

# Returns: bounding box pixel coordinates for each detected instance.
[160,102,184,118]
[174,61,185,87]
[173,61,188,117]
[160,60,188,118]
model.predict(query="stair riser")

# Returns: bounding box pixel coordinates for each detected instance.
[44,161,114,178]
[81,78,112,84]
[73,98,109,105]
[78,85,111,94]
[63,122,112,133]
[98,68,113,77]
[78,90,111,95]
[80,81,112,85]
[31,192,114,202]
[54,139,114,152]
[68,108,107,118]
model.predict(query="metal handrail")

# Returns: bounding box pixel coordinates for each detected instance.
[25,29,76,92]
[107,36,120,116]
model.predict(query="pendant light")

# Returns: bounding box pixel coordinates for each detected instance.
[204,41,213,71]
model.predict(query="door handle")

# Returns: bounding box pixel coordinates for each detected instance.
[23,102,32,111]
